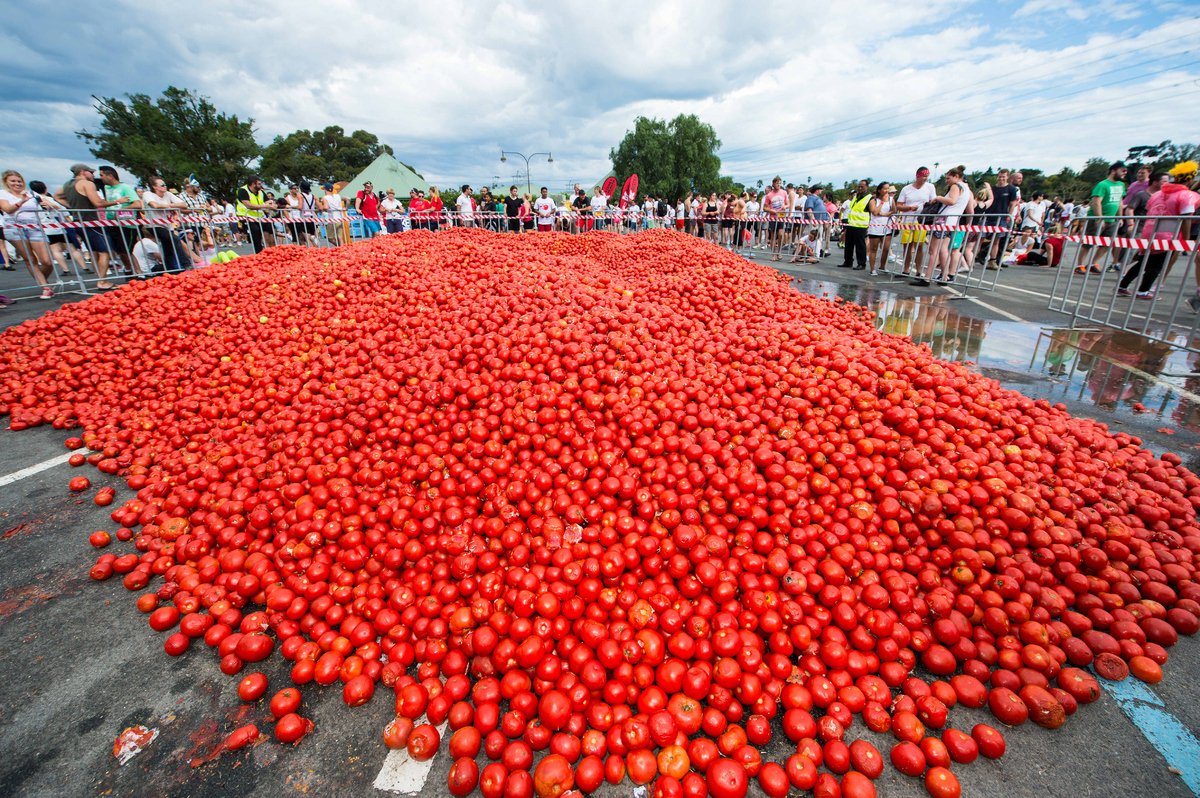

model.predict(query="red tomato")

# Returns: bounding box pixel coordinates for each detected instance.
[238,673,268,702]
[924,766,961,798]
[447,757,479,797]
[270,688,302,719]
[707,758,748,798]
[407,724,440,761]
[533,753,575,797]
[274,713,312,744]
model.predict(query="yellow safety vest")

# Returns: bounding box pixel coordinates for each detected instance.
[847,194,871,228]
[236,185,265,218]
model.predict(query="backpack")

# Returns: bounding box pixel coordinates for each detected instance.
[918,199,943,225]
[656,200,668,217]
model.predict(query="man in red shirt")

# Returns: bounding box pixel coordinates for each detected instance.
[355,181,381,237]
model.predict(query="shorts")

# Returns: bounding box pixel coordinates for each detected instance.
[5,225,46,244]
[932,230,953,240]
[767,220,785,237]
[537,223,554,232]
[363,219,381,237]
[107,226,138,255]
[1085,219,1119,238]
[720,219,734,229]
[1020,222,1039,231]
[951,231,967,249]
[867,232,889,239]
[900,229,928,245]
[675,219,685,230]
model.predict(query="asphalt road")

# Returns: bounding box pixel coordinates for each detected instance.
[0,236,1198,797]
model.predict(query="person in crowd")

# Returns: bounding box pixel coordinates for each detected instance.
[718,192,734,247]
[132,228,164,275]
[912,166,969,286]
[840,180,871,271]
[1016,191,1050,250]
[144,176,194,271]
[55,164,117,288]
[983,169,1021,269]
[803,186,830,253]
[320,182,344,246]
[98,166,142,275]
[1125,165,1151,205]
[895,167,936,277]
[762,177,788,261]
[566,188,586,233]
[865,182,895,276]
[29,180,88,278]
[590,186,608,231]
[1073,161,1127,274]
[700,192,719,244]
[428,186,444,232]
[534,186,557,233]
[236,175,276,254]
[503,185,524,233]
[380,189,405,234]
[744,190,760,247]
[520,192,534,232]
[1130,162,1197,303]
[791,226,824,263]
[456,185,475,228]
[409,188,430,231]
[0,170,56,298]
[294,181,320,246]
[354,181,381,238]
[181,180,212,255]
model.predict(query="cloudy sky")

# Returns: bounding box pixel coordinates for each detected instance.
[2,1,1196,193]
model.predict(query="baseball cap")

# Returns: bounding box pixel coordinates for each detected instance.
[916,167,930,177]
[1108,161,1127,171]
[323,182,334,191]
[71,163,96,175]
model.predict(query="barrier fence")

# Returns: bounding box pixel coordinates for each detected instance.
[1045,214,1200,352]
[4,206,1196,339]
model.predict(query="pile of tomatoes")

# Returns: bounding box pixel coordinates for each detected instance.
[2,228,1198,798]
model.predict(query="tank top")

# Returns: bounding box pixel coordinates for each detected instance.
[324,193,344,216]
[61,178,92,218]
[868,198,893,236]
[705,202,717,218]
[939,183,970,226]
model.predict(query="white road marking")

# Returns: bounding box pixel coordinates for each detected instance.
[0,453,74,488]
[373,722,448,794]
[964,294,1025,322]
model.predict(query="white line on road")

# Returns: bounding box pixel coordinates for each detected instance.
[373,722,447,794]
[0,453,74,488]
[964,294,1025,322]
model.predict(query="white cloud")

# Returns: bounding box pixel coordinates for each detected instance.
[0,0,1193,195]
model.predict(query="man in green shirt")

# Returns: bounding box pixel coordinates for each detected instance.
[99,167,142,276]
[1074,161,1127,273]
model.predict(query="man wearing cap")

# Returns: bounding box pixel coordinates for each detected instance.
[55,164,119,289]
[1073,161,1127,274]
[236,175,275,254]
[896,168,937,276]
[354,182,381,238]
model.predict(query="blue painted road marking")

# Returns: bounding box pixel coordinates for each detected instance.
[1101,675,1200,796]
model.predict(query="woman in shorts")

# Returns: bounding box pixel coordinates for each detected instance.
[0,170,56,298]
[703,193,720,244]
[866,182,895,276]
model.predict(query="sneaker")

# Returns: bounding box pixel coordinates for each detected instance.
[1188,295,1200,313]
[40,286,53,300]
[1107,264,1121,273]
[1116,287,1132,296]
[1135,290,1155,300]
[1074,265,1087,274]
[909,278,931,287]
[1090,264,1103,274]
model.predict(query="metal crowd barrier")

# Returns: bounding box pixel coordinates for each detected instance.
[1046,214,1200,352]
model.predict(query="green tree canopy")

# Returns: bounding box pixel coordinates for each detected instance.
[610,114,724,200]
[77,86,259,200]
[258,126,396,186]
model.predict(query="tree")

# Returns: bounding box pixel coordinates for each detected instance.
[77,87,259,200]
[610,114,723,200]
[259,126,395,186]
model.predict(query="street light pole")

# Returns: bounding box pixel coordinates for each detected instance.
[500,150,553,196]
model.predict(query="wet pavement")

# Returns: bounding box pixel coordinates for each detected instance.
[1,237,1199,797]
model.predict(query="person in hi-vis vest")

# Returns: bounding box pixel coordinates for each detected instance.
[840,180,871,271]
[236,176,276,254]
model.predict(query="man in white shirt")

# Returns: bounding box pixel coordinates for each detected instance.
[642,197,656,230]
[132,232,163,275]
[456,185,476,227]
[895,166,937,276]
[590,187,609,230]
[534,187,557,232]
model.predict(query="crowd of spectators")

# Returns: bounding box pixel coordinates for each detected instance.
[1,159,1196,308]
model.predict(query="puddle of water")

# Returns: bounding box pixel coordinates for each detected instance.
[792,277,1200,443]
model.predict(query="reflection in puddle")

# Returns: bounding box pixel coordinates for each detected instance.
[791,277,1200,443]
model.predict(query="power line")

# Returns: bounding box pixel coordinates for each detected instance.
[718,35,1197,161]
